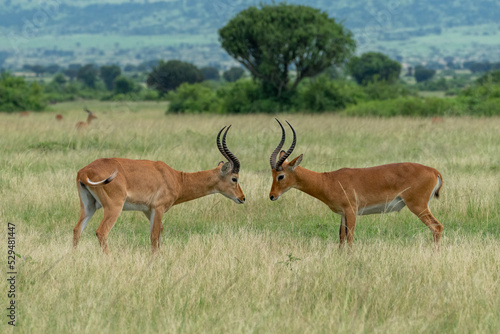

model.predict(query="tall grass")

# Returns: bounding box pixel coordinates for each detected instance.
[1,102,499,333]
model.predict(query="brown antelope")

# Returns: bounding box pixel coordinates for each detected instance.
[55,114,64,121]
[19,111,30,117]
[269,119,443,247]
[76,108,97,129]
[73,126,245,254]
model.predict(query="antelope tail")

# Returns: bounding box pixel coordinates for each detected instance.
[85,170,118,186]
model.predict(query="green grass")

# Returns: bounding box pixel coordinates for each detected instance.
[1,101,500,333]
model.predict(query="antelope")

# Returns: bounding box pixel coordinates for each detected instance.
[19,111,30,117]
[76,108,97,129]
[73,126,245,254]
[56,114,64,121]
[268,119,444,247]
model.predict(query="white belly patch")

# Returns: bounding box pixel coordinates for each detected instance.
[357,197,406,216]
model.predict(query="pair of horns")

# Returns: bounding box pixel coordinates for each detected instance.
[84,107,92,114]
[217,125,241,174]
[270,119,296,171]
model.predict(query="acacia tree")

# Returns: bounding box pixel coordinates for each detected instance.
[219,3,355,99]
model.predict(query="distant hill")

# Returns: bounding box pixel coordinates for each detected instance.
[1,0,499,69]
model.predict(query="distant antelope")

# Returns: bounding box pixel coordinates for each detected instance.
[56,114,64,121]
[73,125,245,254]
[431,117,444,124]
[76,108,97,129]
[19,111,30,117]
[268,119,444,247]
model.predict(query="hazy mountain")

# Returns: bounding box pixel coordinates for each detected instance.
[0,0,499,69]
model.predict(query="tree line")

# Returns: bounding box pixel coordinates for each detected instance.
[2,2,500,115]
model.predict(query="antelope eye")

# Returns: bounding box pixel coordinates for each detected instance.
[277,175,285,181]
[232,178,238,183]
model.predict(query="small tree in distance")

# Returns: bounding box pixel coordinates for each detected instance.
[100,65,122,91]
[201,66,220,81]
[146,60,204,96]
[223,67,244,82]
[348,52,402,85]
[414,65,436,83]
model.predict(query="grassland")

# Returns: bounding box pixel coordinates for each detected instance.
[1,101,500,333]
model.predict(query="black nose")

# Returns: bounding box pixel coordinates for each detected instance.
[242,197,246,203]
[270,195,275,201]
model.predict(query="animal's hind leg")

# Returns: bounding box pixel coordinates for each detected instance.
[73,185,97,248]
[95,205,123,255]
[406,202,443,245]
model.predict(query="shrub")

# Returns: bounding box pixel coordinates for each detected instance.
[297,76,364,112]
[166,82,220,113]
[114,76,137,95]
[0,72,46,112]
[343,97,462,117]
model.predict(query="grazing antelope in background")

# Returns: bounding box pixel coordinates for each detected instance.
[268,119,444,247]
[55,114,64,121]
[19,111,30,117]
[76,108,97,129]
[73,126,245,254]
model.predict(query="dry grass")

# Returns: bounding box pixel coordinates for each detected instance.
[1,102,500,333]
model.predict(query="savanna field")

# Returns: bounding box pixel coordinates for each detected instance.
[1,101,500,333]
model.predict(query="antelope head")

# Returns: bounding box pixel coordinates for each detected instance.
[269,119,303,201]
[216,125,245,204]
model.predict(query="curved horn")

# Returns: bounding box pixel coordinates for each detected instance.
[270,119,286,170]
[217,126,231,162]
[275,121,296,171]
[222,125,240,174]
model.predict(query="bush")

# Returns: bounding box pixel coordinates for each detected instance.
[114,75,137,95]
[343,97,462,117]
[0,72,46,111]
[297,76,364,112]
[166,82,220,113]
[217,79,289,113]
[363,80,412,100]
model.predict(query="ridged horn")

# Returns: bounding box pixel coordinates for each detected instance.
[275,121,296,171]
[216,125,240,174]
[222,125,240,174]
[270,118,286,170]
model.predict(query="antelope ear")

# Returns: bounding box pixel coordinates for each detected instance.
[288,154,303,170]
[278,150,288,162]
[220,162,232,175]
[217,161,224,167]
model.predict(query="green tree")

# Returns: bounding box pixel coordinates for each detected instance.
[100,64,122,91]
[52,73,67,86]
[77,64,98,88]
[201,66,220,81]
[0,72,46,111]
[414,65,436,83]
[146,60,204,96]
[348,52,401,85]
[219,3,355,99]
[223,67,244,82]
[114,75,136,95]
